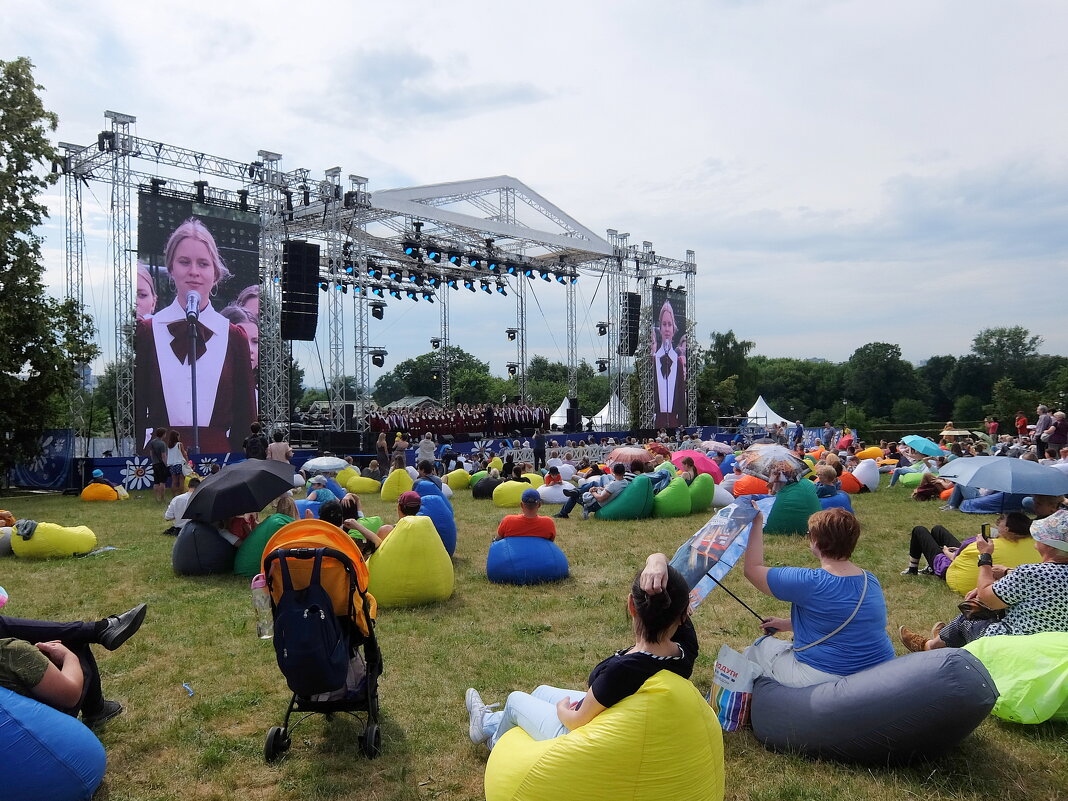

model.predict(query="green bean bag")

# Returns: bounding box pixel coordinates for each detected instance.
[493,481,528,508]
[356,515,383,533]
[654,477,692,518]
[764,480,820,535]
[963,632,1068,723]
[597,475,654,521]
[381,468,414,502]
[898,470,931,488]
[445,469,471,490]
[346,475,382,494]
[234,513,294,577]
[470,470,488,486]
[689,473,715,514]
[367,515,453,607]
[661,461,678,476]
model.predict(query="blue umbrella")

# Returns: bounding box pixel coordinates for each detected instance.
[937,457,1068,496]
[901,435,944,458]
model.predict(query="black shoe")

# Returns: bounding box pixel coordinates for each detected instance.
[900,567,918,576]
[562,488,581,499]
[553,513,569,519]
[82,699,123,728]
[98,603,147,651]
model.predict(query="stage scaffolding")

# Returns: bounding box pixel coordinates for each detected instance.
[60,112,696,455]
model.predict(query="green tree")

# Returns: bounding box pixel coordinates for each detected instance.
[951,395,984,423]
[988,377,1041,430]
[287,356,305,417]
[915,355,957,420]
[0,58,100,478]
[891,398,929,423]
[842,343,916,419]
[971,326,1042,385]
[372,347,491,405]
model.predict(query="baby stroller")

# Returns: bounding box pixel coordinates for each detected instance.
[260,519,382,761]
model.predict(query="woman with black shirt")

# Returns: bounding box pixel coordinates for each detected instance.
[465,554,696,748]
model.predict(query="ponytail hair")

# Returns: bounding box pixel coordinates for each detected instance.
[630,565,690,642]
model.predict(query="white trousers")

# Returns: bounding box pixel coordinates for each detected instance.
[484,685,586,749]
[744,635,842,689]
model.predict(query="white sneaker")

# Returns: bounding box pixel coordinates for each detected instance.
[466,688,490,744]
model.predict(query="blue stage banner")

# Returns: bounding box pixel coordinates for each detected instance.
[10,429,75,490]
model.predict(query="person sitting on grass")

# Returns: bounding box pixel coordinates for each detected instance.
[899,510,1068,651]
[900,512,1039,586]
[0,603,147,729]
[813,465,840,499]
[465,553,694,749]
[554,463,631,520]
[496,489,557,541]
[343,491,424,553]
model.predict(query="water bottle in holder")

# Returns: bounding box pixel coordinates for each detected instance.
[251,573,273,639]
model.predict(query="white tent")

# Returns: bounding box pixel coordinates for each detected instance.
[592,394,626,428]
[746,395,793,427]
[549,396,571,429]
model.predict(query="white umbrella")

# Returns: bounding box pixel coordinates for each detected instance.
[301,456,349,473]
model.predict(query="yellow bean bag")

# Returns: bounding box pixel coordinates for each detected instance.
[485,670,723,801]
[855,446,883,461]
[493,481,529,508]
[488,457,504,471]
[335,467,357,486]
[367,515,453,607]
[346,475,382,494]
[11,522,97,559]
[445,469,471,490]
[522,473,544,488]
[80,483,117,502]
[380,468,414,502]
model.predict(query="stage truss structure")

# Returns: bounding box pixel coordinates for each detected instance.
[59,112,696,454]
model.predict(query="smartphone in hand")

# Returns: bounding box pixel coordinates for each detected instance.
[980,523,991,541]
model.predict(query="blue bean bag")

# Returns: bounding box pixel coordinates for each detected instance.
[418,494,457,556]
[0,687,106,800]
[414,478,445,499]
[960,492,1027,514]
[486,536,569,585]
[172,521,236,575]
[751,649,996,764]
[295,499,321,519]
[721,453,737,474]
[818,491,854,514]
[325,478,346,499]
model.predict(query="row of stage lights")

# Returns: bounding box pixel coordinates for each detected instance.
[401,242,578,285]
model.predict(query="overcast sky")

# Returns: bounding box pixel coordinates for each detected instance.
[7,0,1068,389]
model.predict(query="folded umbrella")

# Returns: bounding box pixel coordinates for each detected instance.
[901,435,945,458]
[183,459,297,522]
[937,457,1068,496]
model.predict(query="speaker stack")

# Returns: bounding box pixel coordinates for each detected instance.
[281,240,320,341]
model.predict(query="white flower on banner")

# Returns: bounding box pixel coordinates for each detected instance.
[121,457,152,490]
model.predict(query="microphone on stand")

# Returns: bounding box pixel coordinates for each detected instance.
[186,291,202,321]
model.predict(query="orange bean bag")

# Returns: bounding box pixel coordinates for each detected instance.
[839,472,862,494]
[855,446,883,461]
[80,483,118,502]
[732,474,769,497]
[940,488,953,500]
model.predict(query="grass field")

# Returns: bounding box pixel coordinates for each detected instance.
[2,479,1065,801]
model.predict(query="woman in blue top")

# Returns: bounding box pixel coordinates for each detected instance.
[743,506,895,687]
[465,554,696,749]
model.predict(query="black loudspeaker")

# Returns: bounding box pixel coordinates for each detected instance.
[619,292,641,356]
[281,240,320,341]
[566,397,581,432]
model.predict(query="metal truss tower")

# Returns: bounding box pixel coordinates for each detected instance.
[348,175,371,440]
[323,168,346,432]
[61,148,87,438]
[565,273,578,401]
[685,249,698,427]
[255,151,289,435]
[438,261,451,407]
[106,111,136,454]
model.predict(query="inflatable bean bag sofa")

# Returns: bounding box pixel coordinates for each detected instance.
[855,446,883,461]
[963,631,1068,723]
[493,481,529,508]
[367,515,453,607]
[445,468,471,490]
[0,687,106,801]
[9,522,97,559]
[418,494,457,556]
[486,536,569,585]
[732,474,769,497]
[522,473,544,488]
[0,527,12,557]
[294,499,321,519]
[537,483,569,504]
[80,483,117,502]
[763,480,820,535]
[485,670,723,801]
[818,491,855,514]
[414,478,448,500]
[898,470,930,489]
[852,459,880,492]
[469,470,488,486]
[346,475,382,495]
[334,467,357,487]
[234,513,294,577]
[381,468,414,502]
[653,477,692,518]
[751,648,996,764]
[838,471,862,494]
[596,475,654,521]
[712,484,735,508]
[172,521,236,575]
[473,476,503,500]
[688,473,715,514]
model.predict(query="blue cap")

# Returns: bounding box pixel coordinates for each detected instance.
[92,469,104,478]
[521,488,541,504]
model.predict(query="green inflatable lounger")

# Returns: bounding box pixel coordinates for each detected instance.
[764,480,821,535]
[688,473,715,514]
[964,632,1068,724]
[653,477,692,518]
[597,475,654,521]
[234,513,294,577]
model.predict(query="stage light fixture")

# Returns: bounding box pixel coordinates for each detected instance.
[371,349,387,367]
[388,266,399,281]
[496,282,507,296]
[194,180,208,204]
[370,301,385,319]
[273,275,281,284]
[337,283,348,294]
[505,262,517,275]
[427,275,439,287]
[344,262,354,275]
[507,362,519,376]
[403,241,419,259]
[431,337,441,349]
[448,252,464,266]
[372,286,384,297]
[423,292,435,303]
[506,328,518,341]
[569,275,578,284]
[464,279,475,292]
[523,266,535,279]
[302,186,311,206]
[653,277,661,287]
[596,322,608,336]
[319,281,329,292]
[389,287,401,298]
[480,280,491,294]
[469,256,482,269]
[406,289,418,301]
[447,277,458,289]
[556,274,566,284]
[488,259,500,273]
[665,279,673,289]
[596,359,609,373]
[427,247,441,263]
[540,270,552,282]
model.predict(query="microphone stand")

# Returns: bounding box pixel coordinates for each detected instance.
[187,309,200,455]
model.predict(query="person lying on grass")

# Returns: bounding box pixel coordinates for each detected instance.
[465,553,695,749]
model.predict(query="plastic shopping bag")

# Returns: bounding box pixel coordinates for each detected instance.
[710,644,760,731]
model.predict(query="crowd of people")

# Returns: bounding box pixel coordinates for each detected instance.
[290,401,553,438]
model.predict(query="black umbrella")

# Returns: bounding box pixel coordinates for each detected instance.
[183,459,296,522]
